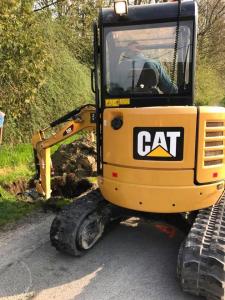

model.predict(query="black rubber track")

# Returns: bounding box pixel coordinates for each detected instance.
[178,193,225,300]
[50,189,122,256]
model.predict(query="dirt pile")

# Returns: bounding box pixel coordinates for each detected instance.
[2,179,28,196]
[50,137,97,198]
[2,137,97,200]
[51,175,93,198]
[51,138,97,177]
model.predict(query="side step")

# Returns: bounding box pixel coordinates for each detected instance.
[178,193,225,300]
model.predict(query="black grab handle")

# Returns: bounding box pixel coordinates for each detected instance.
[91,68,96,93]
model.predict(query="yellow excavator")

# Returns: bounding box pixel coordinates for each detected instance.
[32,1,225,299]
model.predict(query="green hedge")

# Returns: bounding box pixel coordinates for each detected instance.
[3,19,93,144]
[30,45,93,133]
[195,60,225,106]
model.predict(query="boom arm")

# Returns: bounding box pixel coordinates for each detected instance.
[31,105,96,199]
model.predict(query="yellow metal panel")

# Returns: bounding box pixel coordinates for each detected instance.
[31,131,42,149]
[103,164,194,186]
[103,106,197,169]
[100,106,225,213]
[197,106,225,183]
[99,176,224,213]
[36,148,51,199]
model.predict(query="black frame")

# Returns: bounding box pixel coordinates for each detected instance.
[102,20,194,107]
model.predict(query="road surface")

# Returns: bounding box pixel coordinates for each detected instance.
[0,211,202,300]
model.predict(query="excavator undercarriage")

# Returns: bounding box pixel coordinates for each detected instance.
[50,186,225,299]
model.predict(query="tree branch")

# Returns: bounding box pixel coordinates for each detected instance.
[33,0,59,12]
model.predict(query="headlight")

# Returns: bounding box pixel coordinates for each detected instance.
[114,0,128,16]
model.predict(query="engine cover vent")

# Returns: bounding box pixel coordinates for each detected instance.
[204,121,225,167]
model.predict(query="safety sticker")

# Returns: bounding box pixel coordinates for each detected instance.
[105,98,130,107]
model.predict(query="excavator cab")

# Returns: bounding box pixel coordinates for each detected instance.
[32,1,225,299]
[95,1,195,105]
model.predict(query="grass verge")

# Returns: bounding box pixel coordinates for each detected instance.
[0,134,92,226]
[0,188,38,227]
[0,143,37,227]
[0,143,34,168]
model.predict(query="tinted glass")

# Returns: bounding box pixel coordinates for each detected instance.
[104,21,193,97]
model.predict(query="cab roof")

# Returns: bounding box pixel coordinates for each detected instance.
[100,1,196,26]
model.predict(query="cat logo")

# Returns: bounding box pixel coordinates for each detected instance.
[133,127,184,161]
[63,125,74,136]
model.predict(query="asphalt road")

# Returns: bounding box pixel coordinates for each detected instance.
[0,212,202,300]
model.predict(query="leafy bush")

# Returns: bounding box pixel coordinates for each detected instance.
[27,36,93,137]
[0,1,51,143]
[2,10,93,144]
[195,59,225,106]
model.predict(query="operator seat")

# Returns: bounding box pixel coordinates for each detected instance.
[136,62,160,94]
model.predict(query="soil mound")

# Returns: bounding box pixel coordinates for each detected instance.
[2,179,28,196]
[50,137,97,198]
[51,138,96,177]
[2,137,97,200]
[51,175,93,198]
